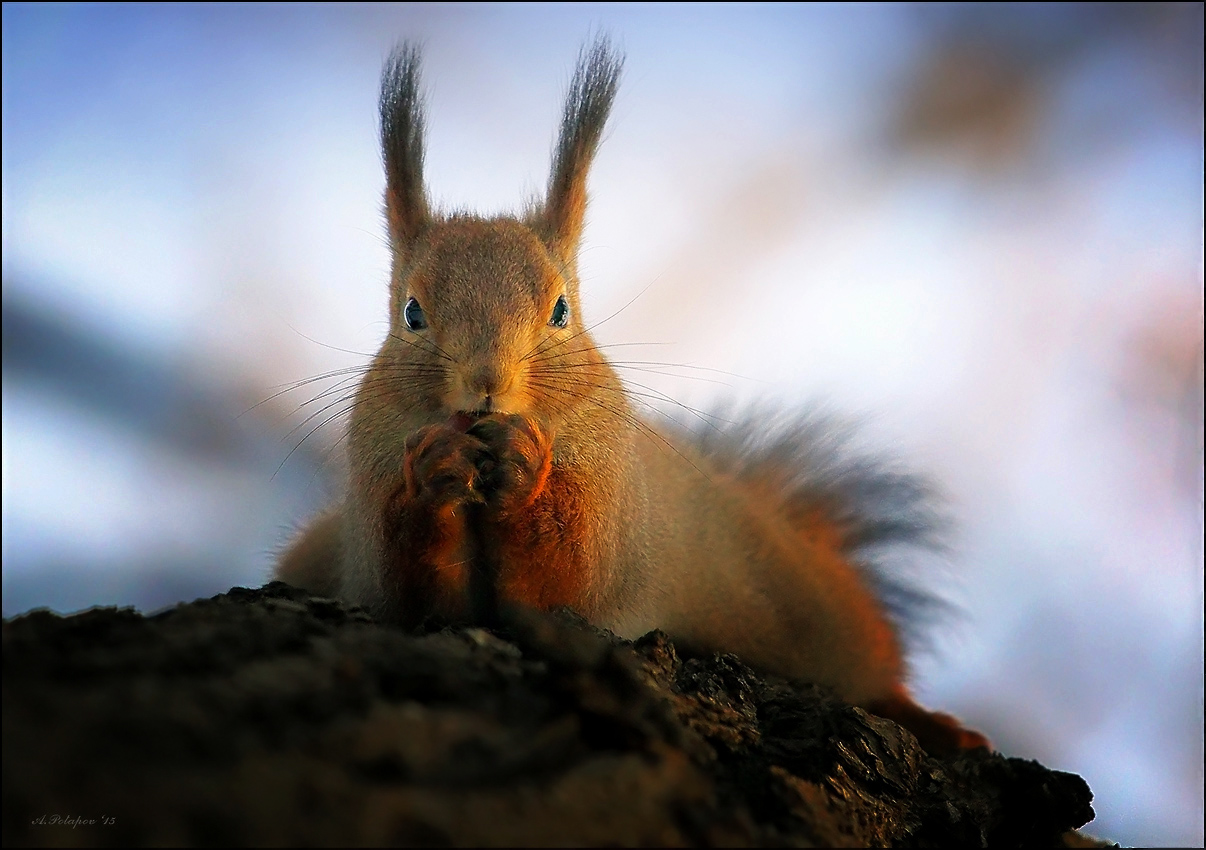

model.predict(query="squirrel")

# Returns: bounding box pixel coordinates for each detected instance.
[276,37,990,757]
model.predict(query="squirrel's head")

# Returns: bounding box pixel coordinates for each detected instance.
[373,40,623,425]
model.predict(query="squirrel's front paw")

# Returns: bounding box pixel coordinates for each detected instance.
[398,424,491,510]
[467,413,553,517]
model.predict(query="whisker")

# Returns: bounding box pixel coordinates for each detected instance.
[274,369,449,480]
[387,330,456,363]
[280,373,444,445]
[285,324,383,359]
[239,365,374,419]
[605,359,760,382]
[274,401,362,481]
[289,367,445,417]
[526,360,735,424]
[527,377,712,483]
[529,360,735,389]
[530,371,727,434]
[528,346,756,383]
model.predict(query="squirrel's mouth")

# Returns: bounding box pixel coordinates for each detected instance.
[449,410,490,432]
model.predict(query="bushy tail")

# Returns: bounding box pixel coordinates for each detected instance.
[686,404,952,653]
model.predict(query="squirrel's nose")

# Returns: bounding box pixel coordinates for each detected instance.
[466,365,514,404]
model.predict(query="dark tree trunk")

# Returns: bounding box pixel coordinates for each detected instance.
[3,582,1111,847]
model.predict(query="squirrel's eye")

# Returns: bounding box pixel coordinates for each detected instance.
[549,295,570,328]
[404,297,428,331]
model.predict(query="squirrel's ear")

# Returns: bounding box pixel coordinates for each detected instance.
[542,37,623,261]
[380,43,431,258]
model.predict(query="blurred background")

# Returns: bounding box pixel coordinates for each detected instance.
[3,3,1201,844]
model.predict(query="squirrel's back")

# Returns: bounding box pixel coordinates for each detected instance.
[592,411,917,707]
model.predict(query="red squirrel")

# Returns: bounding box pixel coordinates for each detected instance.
[277,38,989,756]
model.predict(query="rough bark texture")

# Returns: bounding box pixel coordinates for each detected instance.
[3,582,1113,847]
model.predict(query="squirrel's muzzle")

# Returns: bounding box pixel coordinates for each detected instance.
[451,362,518,415]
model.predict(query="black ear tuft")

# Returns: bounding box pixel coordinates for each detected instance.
[544,36,624,260]
[380,42,430,255]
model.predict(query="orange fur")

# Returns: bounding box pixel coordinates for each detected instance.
[798,507,850,553]
[867,684,993,756]
[377,424,482,626]
[492,465,593,610]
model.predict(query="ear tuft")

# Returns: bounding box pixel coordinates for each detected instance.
[544,36,624,261]
[380,42,430,255]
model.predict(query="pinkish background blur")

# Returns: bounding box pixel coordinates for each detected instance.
[3,4,1201,844]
